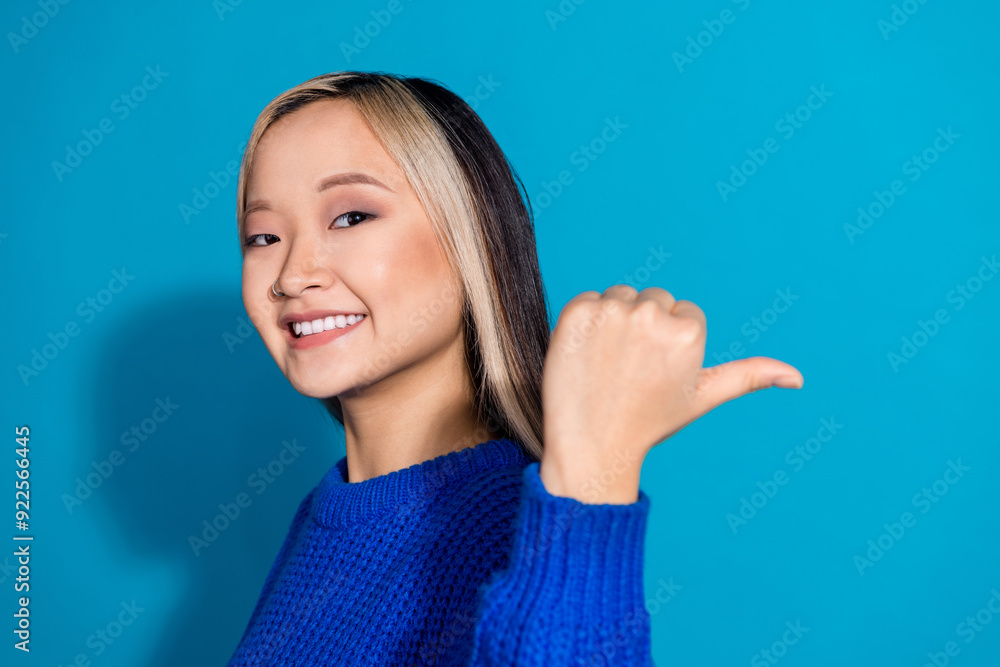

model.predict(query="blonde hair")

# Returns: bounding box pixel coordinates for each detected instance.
[236,72,551,461]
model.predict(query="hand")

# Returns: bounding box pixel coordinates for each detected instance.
[539,285,803,503]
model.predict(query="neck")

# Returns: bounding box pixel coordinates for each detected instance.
[338,332,501,483]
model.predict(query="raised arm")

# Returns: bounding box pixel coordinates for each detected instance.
[468,283,803,665]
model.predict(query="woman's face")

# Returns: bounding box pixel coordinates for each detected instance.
[241,98,465,400]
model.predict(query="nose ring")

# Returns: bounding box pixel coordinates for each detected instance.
[271,280,286,297]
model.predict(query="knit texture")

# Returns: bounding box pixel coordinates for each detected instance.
[226,437,652,666]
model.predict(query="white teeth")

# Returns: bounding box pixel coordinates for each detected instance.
[292,314,366,338]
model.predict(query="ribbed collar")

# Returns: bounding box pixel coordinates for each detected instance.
[310,437,535,529]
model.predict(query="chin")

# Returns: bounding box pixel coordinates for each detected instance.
[287,374,347,400]
[287,352,381,399]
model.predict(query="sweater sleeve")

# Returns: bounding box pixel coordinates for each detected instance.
[467,461,652,666]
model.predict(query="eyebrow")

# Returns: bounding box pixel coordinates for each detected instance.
[242,171,394,223]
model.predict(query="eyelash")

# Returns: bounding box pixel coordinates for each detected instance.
[243,211,376,248]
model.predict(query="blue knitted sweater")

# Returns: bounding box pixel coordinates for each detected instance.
[226,437,652,665]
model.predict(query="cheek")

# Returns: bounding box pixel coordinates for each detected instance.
[241,266,274,337]
[406,234,446,280]
[377,227,455,315]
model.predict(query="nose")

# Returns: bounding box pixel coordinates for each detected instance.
[274,236,335,298]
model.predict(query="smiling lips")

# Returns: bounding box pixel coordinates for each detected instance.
[281,310,368,350]
[291,313,366,338]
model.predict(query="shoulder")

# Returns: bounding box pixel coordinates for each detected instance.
[419,461,531,542]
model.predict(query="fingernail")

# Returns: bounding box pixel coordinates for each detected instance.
[772,375,803,389]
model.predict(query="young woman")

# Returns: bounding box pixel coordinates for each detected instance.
[228,70,803,665]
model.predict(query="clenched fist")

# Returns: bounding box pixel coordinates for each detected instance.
[539,285,803,504]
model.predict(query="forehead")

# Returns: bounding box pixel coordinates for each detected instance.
[247,98,402,195]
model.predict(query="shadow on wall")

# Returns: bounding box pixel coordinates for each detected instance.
[88,291,340,667]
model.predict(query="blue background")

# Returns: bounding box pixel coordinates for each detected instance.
[3,0,999,665]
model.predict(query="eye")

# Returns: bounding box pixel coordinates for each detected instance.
[244,233,279,248]
[243,211,374,248]
[331,211,375,229]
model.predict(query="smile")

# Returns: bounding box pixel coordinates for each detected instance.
[291,314,366,338]
[285,314,367,351]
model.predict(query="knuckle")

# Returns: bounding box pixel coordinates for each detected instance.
[672,317,703,344]
[649,287,675,301]
[562,298,595,320]
[565,290,599,306]
[605,283,639,299]
[743,366,766,392]
[600,299,623,319]
[675,298,703,316]
[631,299,662,326]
